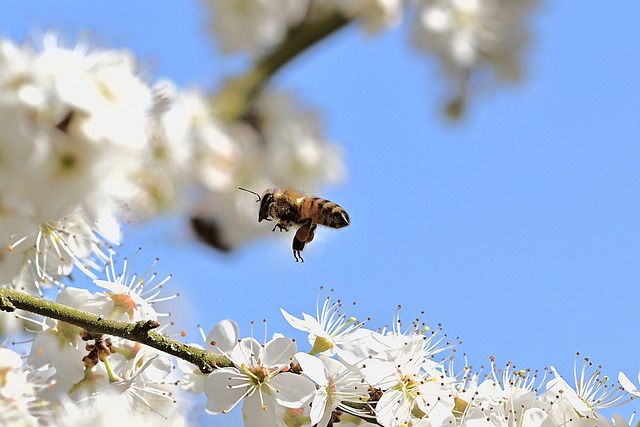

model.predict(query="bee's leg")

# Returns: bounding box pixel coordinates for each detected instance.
[293,245,304,263]
[292,221,317,262]
[272,223,288,232]
[292,234,306,262]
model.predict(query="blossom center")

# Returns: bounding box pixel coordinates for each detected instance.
[392,373,423,402]
[243,363,270,385]
[107,292,137,318]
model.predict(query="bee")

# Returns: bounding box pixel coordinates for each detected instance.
[239,187,350,262]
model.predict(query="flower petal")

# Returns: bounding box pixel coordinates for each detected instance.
[264,337,297,367]
[242,392,278,427]
[295,352,328,385]
[522,408,549,427]
[203,368,251,414]
[618,371,640,397]
[310,388,329,426]
[206,319,239,353]
[280,308,311,332]
[231,337,261,366]
[270,371,315,408]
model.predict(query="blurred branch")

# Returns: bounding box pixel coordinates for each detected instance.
[212,3,350,122]
[0,288,231,374]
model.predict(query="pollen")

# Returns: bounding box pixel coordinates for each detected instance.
[97,81,117,103]
[59,152,77,171]
[106,292,138,319]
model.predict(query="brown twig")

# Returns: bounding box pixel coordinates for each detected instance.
[0,288,231,373]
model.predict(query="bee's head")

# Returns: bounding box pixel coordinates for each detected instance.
[258,190,276,222]
[238,187,276,222]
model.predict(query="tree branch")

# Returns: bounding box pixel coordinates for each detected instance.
[0,288,231,374]
[1,287,387,424]
[212,3,350,122]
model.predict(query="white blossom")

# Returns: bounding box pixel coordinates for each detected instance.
[27,254,175,401]
[0,33,160,290]
[371,337,455,427]
[412,0,535,113]
[0,348,41,426]
[203,336,315,426]
[619,371,640,398]
[543,357,631,418]
[178,319,240,395]
[52,389,187,427]
[331,0,404,32]
[255,90,345,188]
[203,0,310,56]
[295,352,370,427]
[281,289,372,364]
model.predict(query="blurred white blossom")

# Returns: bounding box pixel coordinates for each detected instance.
[203,0,310,55]
[331,0,404,32]
[255,91,345,187]
[53,389,188,427]
[0,33,160,291]
[412,0,535,112]
[0,348,40,426]
[142,83,240,213]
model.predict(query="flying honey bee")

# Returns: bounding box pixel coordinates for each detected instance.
[239,187,350,262]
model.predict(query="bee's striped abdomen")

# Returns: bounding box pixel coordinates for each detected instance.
[301,197,350,229]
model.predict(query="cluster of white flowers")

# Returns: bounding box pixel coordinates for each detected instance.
[191,290,638,427]
[0,33,152,294]
[0,257,188,426]
[0,34,214,297]
[0,33,346,301]
[0,344,188,427]
[1,265,639,426]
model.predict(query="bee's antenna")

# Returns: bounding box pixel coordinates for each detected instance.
[238,187,261,202]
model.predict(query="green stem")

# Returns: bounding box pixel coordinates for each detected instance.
[212,3,350,122]
[0,288,230,374]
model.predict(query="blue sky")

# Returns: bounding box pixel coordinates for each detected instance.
[2,1,639,424]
